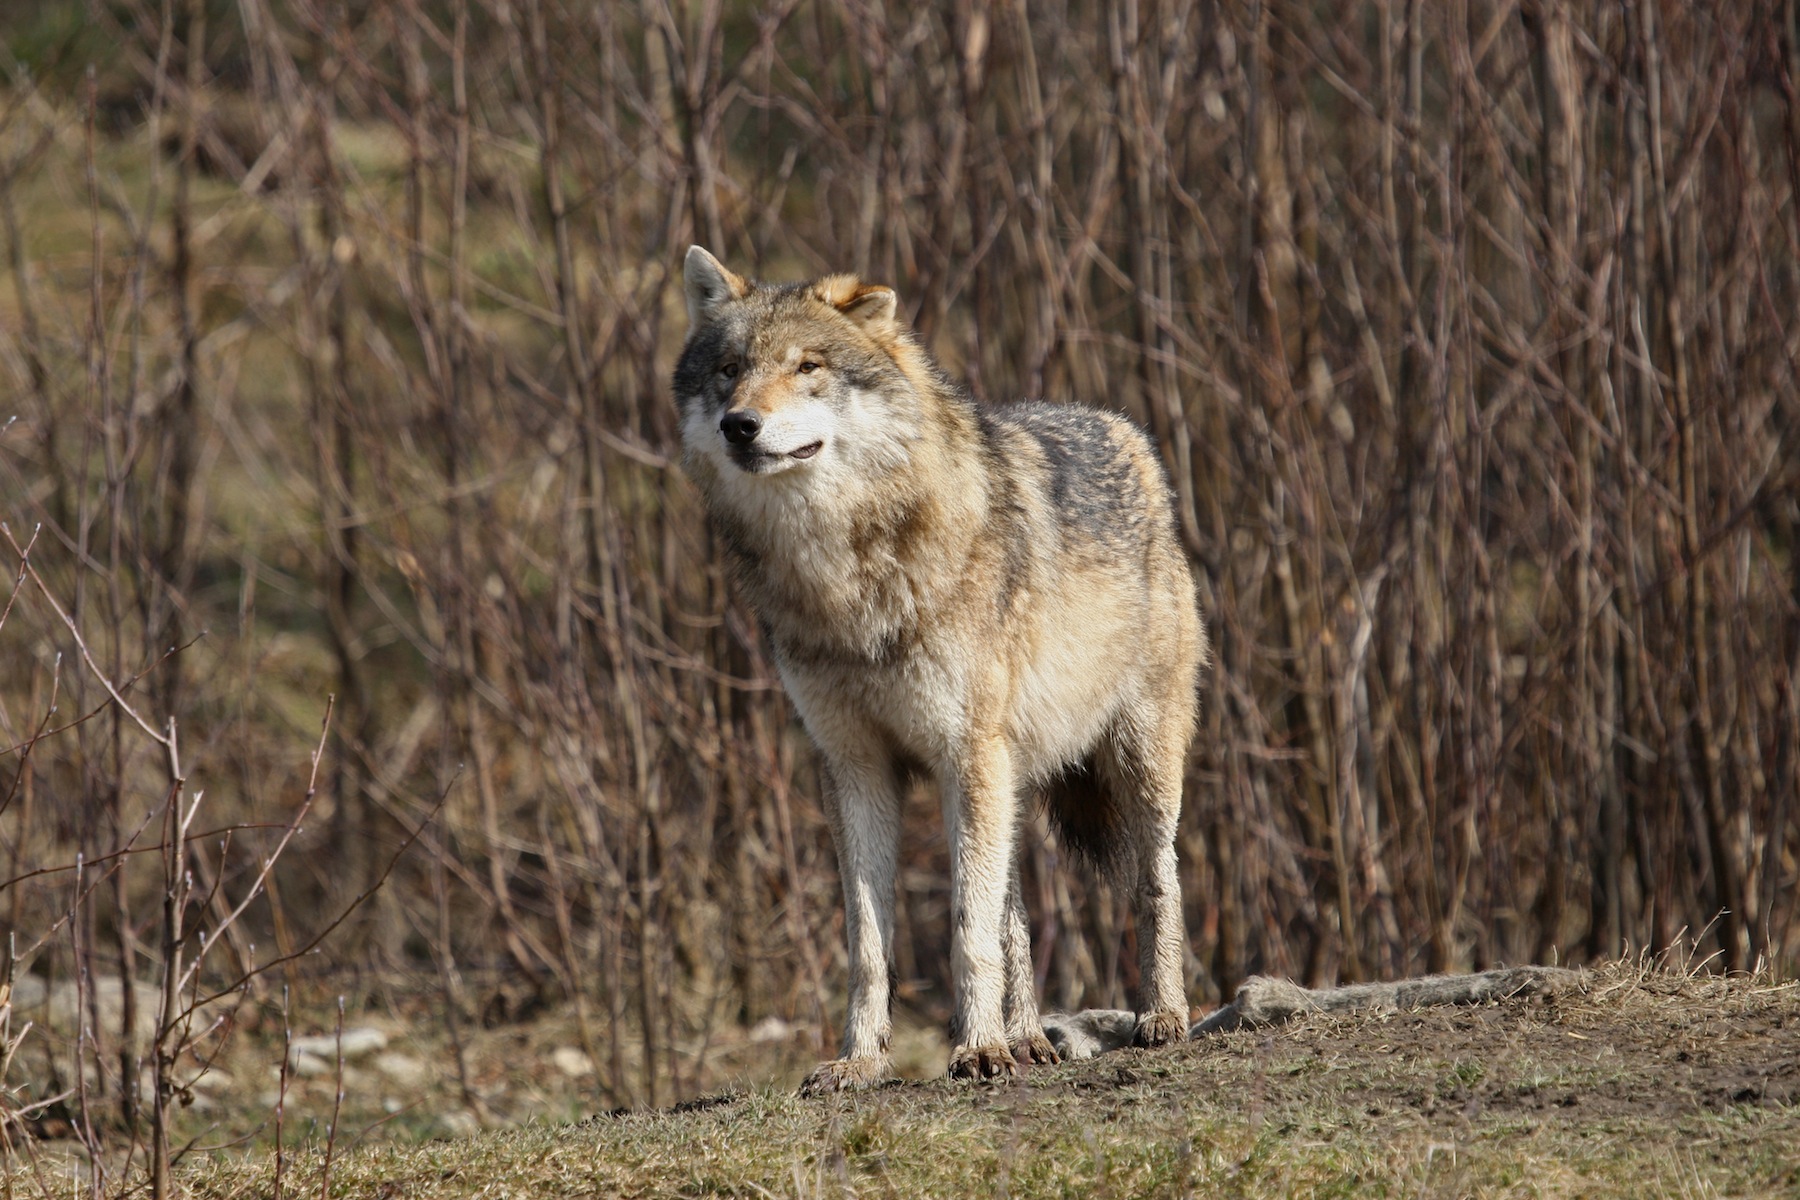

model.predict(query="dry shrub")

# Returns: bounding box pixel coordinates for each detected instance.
[0,0,1795,1128]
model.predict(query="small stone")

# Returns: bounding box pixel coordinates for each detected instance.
[551,1046,595,1077]
[373,1052,428,1087]
[7,976,47,1009]
[188,1066,235,1093]
[289,1026,388,1064]
[290,1051,333,1077]
[20,977,160,1042]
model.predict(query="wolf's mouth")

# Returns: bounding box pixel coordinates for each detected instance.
[729,440,823,472]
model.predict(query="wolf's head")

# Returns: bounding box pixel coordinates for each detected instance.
[673,247,933,490]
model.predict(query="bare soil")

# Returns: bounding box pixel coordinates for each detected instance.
[145,963,1799,1199]
[9,963,1795,1195]
[1301,976,1800,1123]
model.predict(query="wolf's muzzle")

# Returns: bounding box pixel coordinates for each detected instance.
[720,410,762,445]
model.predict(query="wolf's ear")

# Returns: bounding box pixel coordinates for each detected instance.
[683,246,749,326]
[835,284,899,333]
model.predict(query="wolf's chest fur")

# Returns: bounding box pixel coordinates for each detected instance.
[702,444,975,659]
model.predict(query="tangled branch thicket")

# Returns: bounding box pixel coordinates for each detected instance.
[1,0,1796,1119]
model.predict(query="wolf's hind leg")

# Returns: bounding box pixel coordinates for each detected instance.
[1099,712,1191,1050]
[1126,822,1189,1050]
[1002,858,1058,1065]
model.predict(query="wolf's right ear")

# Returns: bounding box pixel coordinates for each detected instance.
[684,246,749,326]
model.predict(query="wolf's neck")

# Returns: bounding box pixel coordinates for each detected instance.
[721,457,982,663]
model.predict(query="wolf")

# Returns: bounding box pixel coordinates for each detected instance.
[673,246,1208,1093]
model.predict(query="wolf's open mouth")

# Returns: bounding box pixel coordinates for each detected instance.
[789,441,823,460]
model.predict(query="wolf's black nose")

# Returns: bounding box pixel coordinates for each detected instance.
[720,410,762,445]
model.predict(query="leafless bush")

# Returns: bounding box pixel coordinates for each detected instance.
[0,0,1795,1140]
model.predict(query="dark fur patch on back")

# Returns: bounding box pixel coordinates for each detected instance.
[995,404,1146,548]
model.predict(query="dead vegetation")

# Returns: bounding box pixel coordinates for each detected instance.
[0,0,1797,1193]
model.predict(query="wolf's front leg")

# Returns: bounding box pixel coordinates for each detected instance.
[1003,858,1058,1064]
[943,737,1020,1080]
[800,758,901,1095]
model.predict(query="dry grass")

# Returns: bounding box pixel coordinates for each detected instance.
[154,962,1799,1199]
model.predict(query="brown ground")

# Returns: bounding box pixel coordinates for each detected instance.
[1265,971,1800,1123]
[8,963,1797,1197]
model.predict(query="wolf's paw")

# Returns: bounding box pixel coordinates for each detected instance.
[1008,1029,1061,1066]
[1132,1008,1189,1050]
[948,1042,1019,1081]
[798,1056,890,1095]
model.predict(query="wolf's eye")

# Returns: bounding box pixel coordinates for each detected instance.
[720,363,739,379]
[798,361,821,374]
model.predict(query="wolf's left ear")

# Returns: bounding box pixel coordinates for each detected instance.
[684,245,750,326]
[835,285,898,332]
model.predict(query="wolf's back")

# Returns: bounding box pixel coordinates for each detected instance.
[973,401,1180,560]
